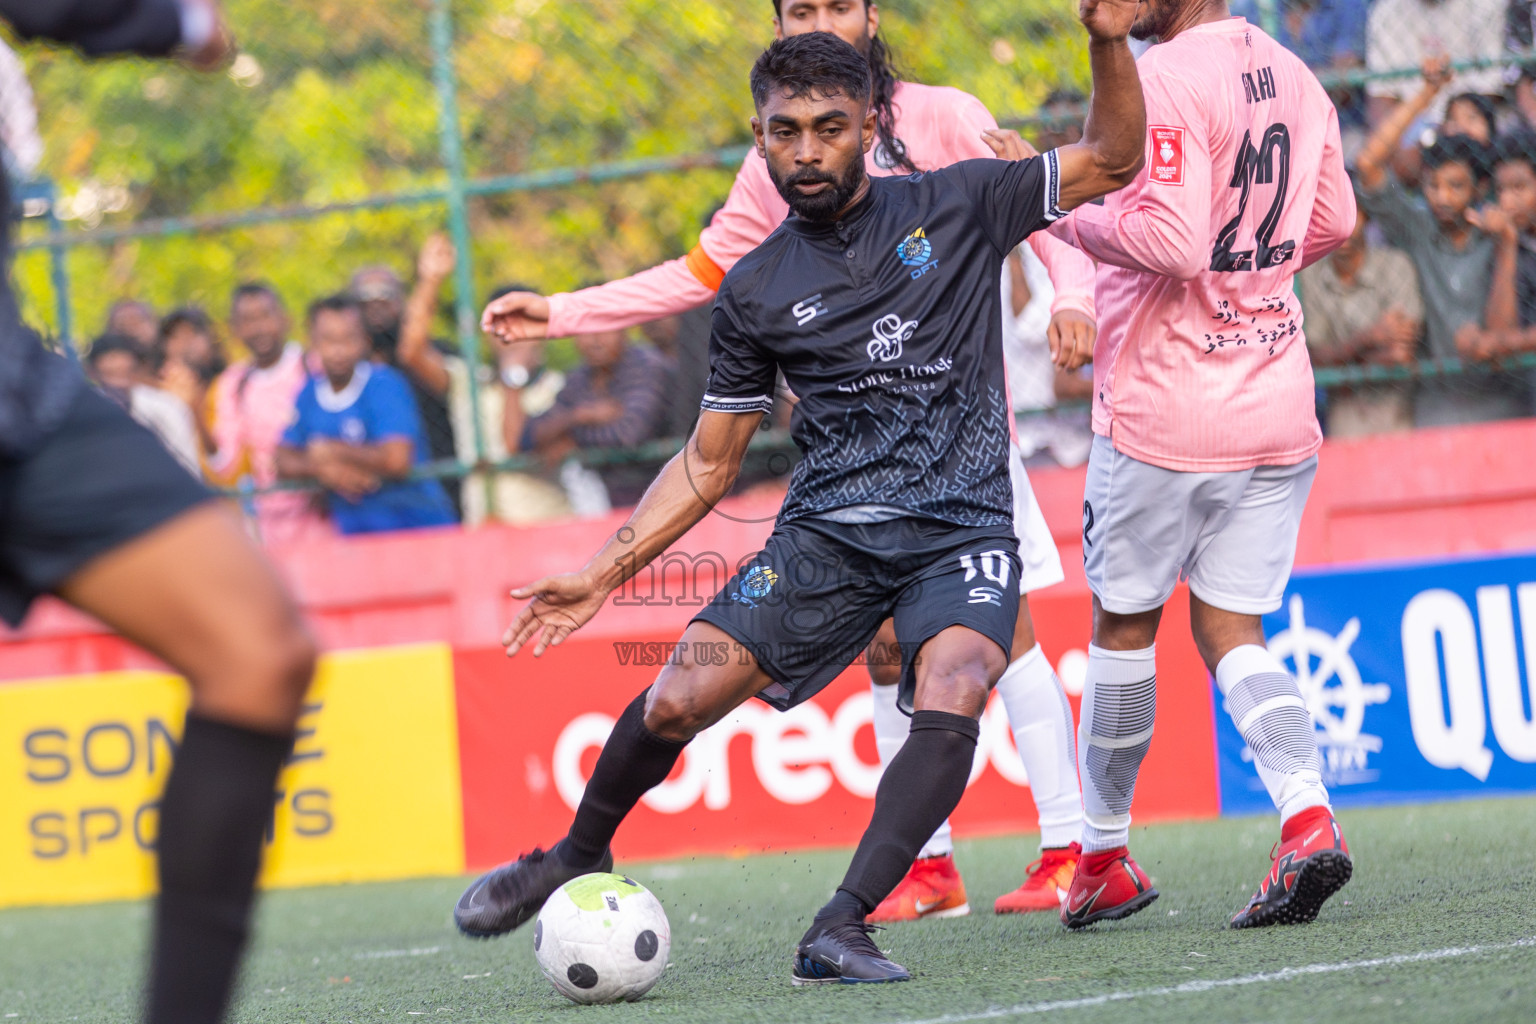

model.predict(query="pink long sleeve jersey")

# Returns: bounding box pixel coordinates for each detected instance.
[546,81,1097,337]
[1051,18,1355,473]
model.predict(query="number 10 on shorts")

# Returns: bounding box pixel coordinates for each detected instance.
[961,550,1012,606]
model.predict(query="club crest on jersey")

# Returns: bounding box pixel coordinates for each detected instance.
[1149,126,1185,186]
[896,227,939,279]
[867,313,918,363]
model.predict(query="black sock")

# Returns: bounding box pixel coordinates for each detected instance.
[146,713,291,1024]
[564,691,688,863]
[831,710,980,913]
[814,889,870,922]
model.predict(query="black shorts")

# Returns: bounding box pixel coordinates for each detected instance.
[0,385,212,626]
[693,516,1020,713]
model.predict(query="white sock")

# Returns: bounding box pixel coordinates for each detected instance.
[870,679,953,858]
[996,644,1082,849]
[1215,644,1330,825]
[1078,644,1157,853]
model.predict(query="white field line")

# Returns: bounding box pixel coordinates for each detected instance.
[354,946,442,960]
[880,937,1536,1024]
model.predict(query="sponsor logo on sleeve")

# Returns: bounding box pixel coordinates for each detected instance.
[1149,126,1185,187]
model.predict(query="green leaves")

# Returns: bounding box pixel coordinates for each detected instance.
[13,0,1087,350]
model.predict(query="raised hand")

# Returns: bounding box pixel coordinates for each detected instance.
[1421,54,1453,94]
[1079,0,1141,43]
[1466,204,1517,245]
[417,233,457,285]
[503,571,610,657]
[482,290,552,343]
[981,128,1040,162]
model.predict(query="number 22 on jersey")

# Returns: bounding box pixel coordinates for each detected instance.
[1210,123,1296,273]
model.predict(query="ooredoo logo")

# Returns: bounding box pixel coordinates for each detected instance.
[550,690,1055,814]
[1149,125,1185,186]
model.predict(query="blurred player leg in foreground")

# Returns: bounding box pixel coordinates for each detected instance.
[0,6,316,1019]
[59,504,316,1022]
[5,389,316,1024]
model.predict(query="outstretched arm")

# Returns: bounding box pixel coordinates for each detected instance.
[1356,57,1450,194]
[483,153,781,343]
[1051,0,1146,212]
[502,409,762,656]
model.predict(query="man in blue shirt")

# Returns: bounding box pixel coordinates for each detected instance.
[277,295,456,534]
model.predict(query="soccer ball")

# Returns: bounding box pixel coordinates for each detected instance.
[533,872,671,1004]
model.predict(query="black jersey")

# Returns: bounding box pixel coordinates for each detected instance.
[702,152,1065,528]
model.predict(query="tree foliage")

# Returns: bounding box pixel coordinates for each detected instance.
[10,0,1088,350]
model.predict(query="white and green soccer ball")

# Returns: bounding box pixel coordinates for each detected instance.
[533,872,671,1004]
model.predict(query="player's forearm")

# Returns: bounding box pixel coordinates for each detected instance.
[579,441,743,595]
[1056,201,1205,280]
[546,258,718,337]
[1072,38,1146,199]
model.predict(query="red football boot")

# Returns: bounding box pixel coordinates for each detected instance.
[1059,846,1159,929]
[994,843,1081,914]
[868,854,971,922]
[1231,807,1352,929]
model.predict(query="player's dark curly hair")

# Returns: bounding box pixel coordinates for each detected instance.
[751,32,870,109]
[766,1,917,173]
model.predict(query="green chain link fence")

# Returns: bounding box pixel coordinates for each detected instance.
[8,0,1534,527]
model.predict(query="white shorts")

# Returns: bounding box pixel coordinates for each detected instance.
[1011,440,1065,595]
[1081,435,1316,616]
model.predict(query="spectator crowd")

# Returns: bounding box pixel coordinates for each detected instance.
[84,235,683,539]
[78,0,1536,534]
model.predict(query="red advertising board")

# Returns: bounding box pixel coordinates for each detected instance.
[454,583,1216,870]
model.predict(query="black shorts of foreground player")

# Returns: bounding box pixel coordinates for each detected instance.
[458,19,1145,986]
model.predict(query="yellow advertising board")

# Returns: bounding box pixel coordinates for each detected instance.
[0,643,463,908]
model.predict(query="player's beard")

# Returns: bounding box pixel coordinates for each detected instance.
[768,158,867,223]
[1129,0,1168,41]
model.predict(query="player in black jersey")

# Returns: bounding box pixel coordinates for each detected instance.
[456,10,1145,984]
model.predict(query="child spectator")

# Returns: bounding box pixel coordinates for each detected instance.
[276,295,455,535]
[1356,58,1529,425]
[1460,131,1536,358]
[1299,213,1423,436]
[86,333,201,474]
[154,306,225,468]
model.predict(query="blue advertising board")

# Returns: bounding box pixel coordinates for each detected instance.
[1216,551,1536,815]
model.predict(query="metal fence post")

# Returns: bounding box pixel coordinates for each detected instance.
[429,0,487,484]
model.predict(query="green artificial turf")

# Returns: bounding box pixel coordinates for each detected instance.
[2,797,1533,1023]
